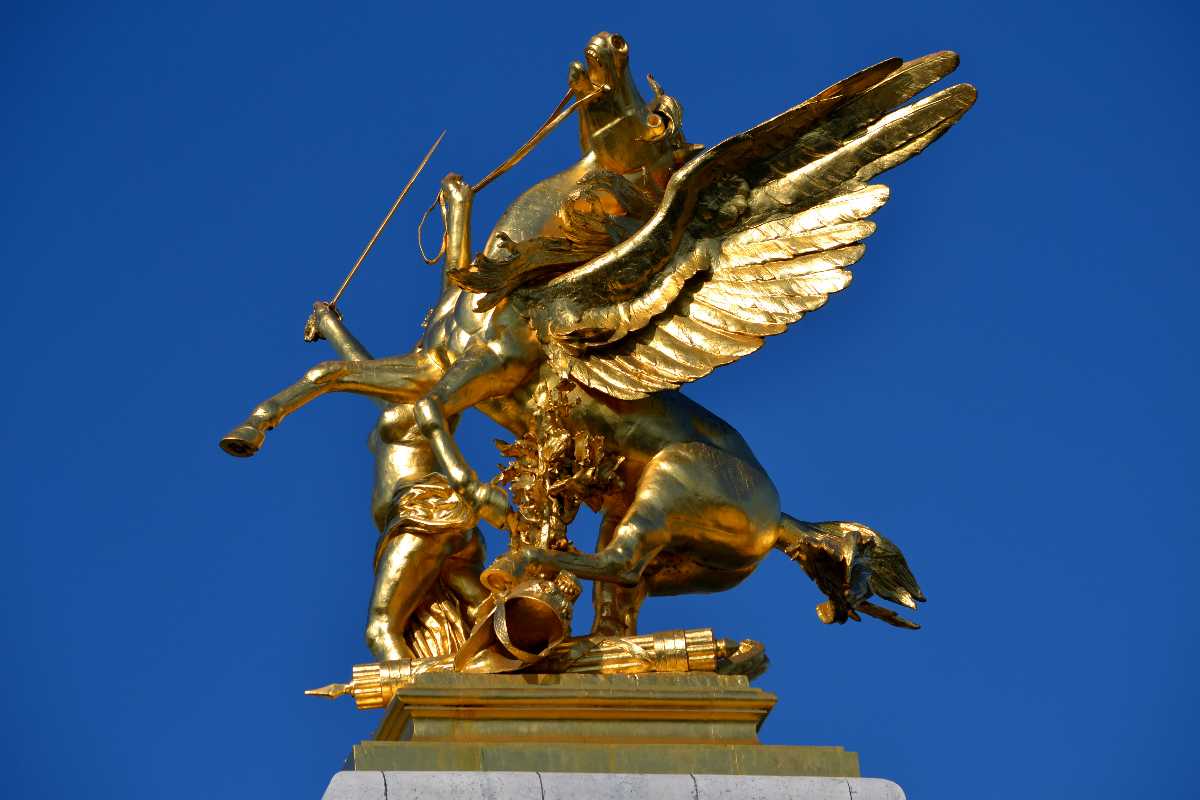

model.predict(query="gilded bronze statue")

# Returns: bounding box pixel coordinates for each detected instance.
[221,31,974,701]
[305,305,487,662]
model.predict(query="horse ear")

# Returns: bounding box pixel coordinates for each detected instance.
[647,73,663,99]
[646,76,686,148]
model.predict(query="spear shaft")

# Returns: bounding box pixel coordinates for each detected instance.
[328,130,445,308]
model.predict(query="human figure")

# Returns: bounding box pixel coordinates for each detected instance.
[305,303,487,661]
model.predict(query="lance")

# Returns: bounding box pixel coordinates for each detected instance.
[316,73,607,302]
[315,129,446,321]
[417,83,607,264]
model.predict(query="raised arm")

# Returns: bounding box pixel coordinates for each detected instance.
[441,173,473,283]
[409,173,540,528]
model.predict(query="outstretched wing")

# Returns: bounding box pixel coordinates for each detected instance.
[511,52,976,399]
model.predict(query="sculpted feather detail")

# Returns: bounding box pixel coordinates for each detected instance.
[222,36,975,677]
[510,52,976,399]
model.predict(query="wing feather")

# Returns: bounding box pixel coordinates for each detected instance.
[725,184,888,246]
[623,343,707,383]
[658,316,762,358]
[761,51,963,177]
[528,52,975,399]
[640,329,717,372]
[581,357,667,397]
[712,244,866,283]
[748,84,976,218]
[680,296,788,336]
[700,269,854,304]
[608,355,680,391]
[718,221,875,271]
[566,330,718,399]
[857,118,960,182]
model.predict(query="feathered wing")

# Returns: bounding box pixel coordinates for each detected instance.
[511,52,976,399]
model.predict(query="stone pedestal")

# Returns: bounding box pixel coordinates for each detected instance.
[323,771,905,799]
[322,672,906,798]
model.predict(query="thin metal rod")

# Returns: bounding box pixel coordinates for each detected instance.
[329,130,446,307]
[418,85,604,266]
[471,85,606,194]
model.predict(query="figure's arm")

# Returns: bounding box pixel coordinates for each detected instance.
[304,171,472,358]
[441,173,473,283]
[414,320,540,528]
[411,171,529,525]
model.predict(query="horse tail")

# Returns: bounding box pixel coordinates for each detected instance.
[774,514,925,627]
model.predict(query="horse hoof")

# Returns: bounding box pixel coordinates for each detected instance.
[220,425,264,457]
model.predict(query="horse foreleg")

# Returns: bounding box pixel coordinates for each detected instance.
[482,441,778,600]
[413,335,539,527]
[482,504,668,593]
[591,513,649,636]
[219,352,442,457]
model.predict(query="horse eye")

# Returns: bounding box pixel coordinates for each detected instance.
[611,34,627,52]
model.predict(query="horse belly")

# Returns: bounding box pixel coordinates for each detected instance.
[628,441,781,593]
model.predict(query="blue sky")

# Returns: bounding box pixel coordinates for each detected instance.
[3,2,1196,797]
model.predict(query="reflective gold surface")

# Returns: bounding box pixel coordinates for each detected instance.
[349,672,861,778]
[306,627,761,711]
[304,303,485,662]
[222,32,974,695]
[376,672,779,746]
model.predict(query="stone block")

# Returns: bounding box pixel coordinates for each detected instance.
[321,772,907,800]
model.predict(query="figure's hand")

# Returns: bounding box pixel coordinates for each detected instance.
[568,60,592,97]
[440,173,473,205]
[467,481,512,531]
[303,301,340,343]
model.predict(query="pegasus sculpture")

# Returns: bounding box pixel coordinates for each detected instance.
[222,32,974,654]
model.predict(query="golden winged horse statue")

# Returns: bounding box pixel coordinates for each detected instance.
[222,32,975,638]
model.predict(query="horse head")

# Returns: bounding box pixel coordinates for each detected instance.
[568,32,695,187]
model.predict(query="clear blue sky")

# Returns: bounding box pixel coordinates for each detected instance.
[3,2,1196,797]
